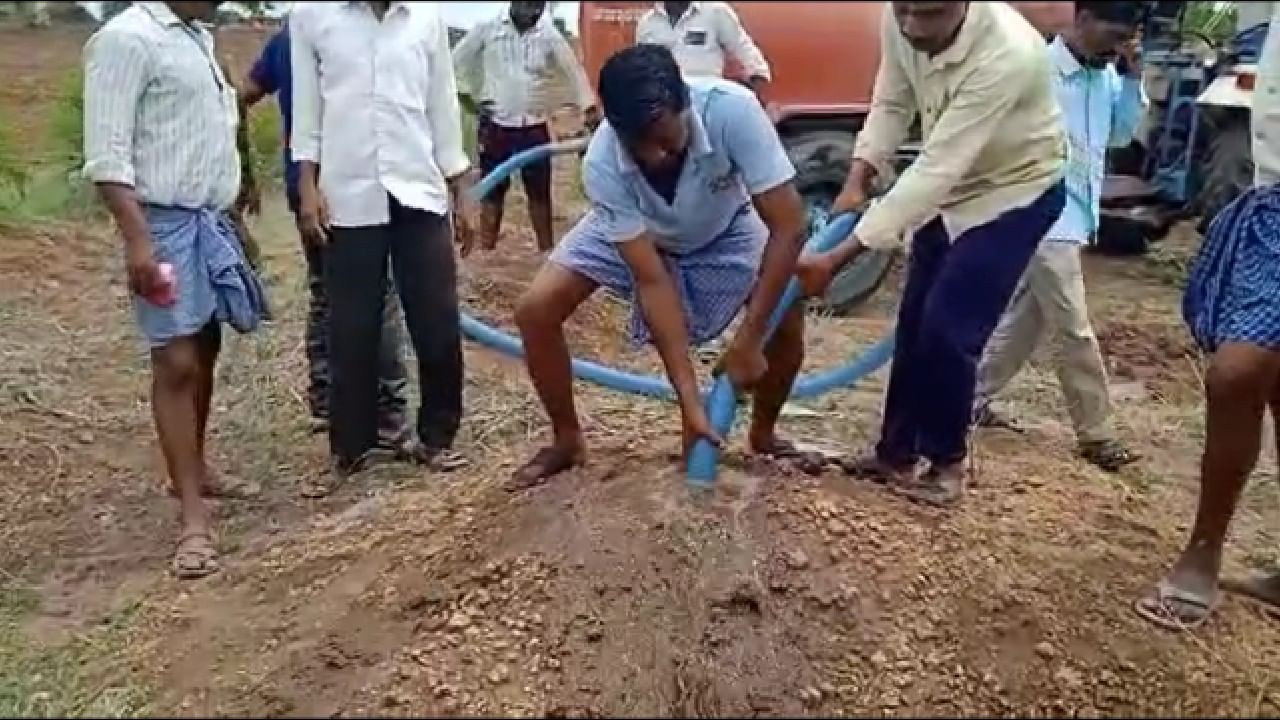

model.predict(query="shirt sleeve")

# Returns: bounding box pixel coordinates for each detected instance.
[289,7,322,164]
[634,11,657,44]
[721,91,795,194]
[855,49,1033,250]
[583,152,648,244]
[249,29,285,95]
[550,27,596,109]
[1107,70,1148,148]
[852,8,918,181]
[425,12,471,178]
[712,3,770,80]
[451,21,485,98]
[82,26,151,186]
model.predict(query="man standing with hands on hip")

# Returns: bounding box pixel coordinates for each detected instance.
[796,1,1066,508]
[453,0,599,254]
[290,1,477,497]
[974,1,1146,473]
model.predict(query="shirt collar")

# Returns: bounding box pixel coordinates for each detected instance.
[613,101,715,176]
[654,2,701,20]
[925,3,980,72]
[345,1,411,17]
[1050,35,1086,77]
[137,2,187,27]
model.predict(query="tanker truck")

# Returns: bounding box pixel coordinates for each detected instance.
[578,1,1075,314]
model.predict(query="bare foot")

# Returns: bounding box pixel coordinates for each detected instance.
[506,443,586,492]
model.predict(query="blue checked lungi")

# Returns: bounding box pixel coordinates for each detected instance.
[132,205,269,349]
[1183,185,1280,353]
[549,203,765,347]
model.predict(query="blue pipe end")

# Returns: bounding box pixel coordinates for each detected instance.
[686,378,739,486]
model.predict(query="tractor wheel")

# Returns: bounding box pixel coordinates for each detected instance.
[1195,113,1253,231]
[783,130,896,316]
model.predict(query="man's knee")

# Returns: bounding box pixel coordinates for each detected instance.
[151,339,203,389]
[515,287,563,335]
[1206,345,1280,405]
[766,305,806,358]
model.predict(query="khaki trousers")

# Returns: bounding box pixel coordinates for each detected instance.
[975,241,1115,444]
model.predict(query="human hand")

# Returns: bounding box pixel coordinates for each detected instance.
[449,168,480,258]
[583,105,601,132]
[795,251,840,298]
[830,180,871,217]
[124,238,170,304]
[1116,37,1142,77]
[681,405,723,460]
[297,187,330,247]
[237,178,262,217]
[716,334,768,392]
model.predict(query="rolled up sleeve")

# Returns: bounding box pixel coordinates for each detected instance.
[852,9,918,181]
[856,54,1027,250]
[426,12,471,179]
[722,92,795,194]
[715,4,770,81]
[82,28,150,186]
[289,7,322,164]
[583,159,647,244]
[1107,73,1147,148]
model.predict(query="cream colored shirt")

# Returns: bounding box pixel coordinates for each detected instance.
[1253,2,1280,187]
[853,2,1065,249]
[634,2,770,81]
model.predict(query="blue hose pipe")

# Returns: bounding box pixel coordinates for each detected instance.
[461,140,896,487]
[684,213,858,486]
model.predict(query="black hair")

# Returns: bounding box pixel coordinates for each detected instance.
[1076,1,1149,27]
[597,44,689,142]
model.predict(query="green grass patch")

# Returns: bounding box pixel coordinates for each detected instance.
[0,582,149,718]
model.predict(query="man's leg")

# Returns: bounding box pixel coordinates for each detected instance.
[973,256,1048,430]
[321,223,390,491]
[194,321,222,493]
[1135,343,1280,627]
[511,262,599,488]
[374,276,410,447]
[905,185,1065,506]
[386,200,466,467]
[745,303,827,473]
[151,335,218,578]
[303,241,331,428]
[522,124,556,252]
[843,218,951,482]
[1220,383,1280,613]
[477,117,510,251]
[1033,242,1138,469]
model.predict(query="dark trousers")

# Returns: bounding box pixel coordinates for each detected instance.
[326,196,463,465]
[302,240,408,432]
[877,182,1066,467]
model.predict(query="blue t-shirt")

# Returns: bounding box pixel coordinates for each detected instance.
[581,78,796,255]
[248,23,297,205]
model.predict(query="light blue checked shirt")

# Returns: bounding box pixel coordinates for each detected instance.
[1046,35,1148,245]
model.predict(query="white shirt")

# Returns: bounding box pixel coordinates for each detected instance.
[1253,2,1280,187]
[634,2,770,81]
[290,1,470,228]
[452,13,594,128]
[81,2,240,210]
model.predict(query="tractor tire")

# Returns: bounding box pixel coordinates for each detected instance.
[1195,115,1253,232]
[783,129,896,317]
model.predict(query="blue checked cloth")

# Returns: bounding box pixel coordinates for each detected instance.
[132,205,268,348]
[550,203,765,347]
[1183,185,1280,353]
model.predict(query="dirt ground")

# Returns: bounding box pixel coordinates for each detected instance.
[4,24,1280,719]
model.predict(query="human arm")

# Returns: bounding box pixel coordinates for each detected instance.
[426,13,477,246]
[712,3,771,90]
[549,26,597,120]
[847,9,918,187]
[1107,45,1148,148]
[451,22,486,118]
[721,92,806,385]
[289,8,327,242]
[82,28,162,297]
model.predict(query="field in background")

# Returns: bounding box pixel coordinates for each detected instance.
[3,22,1280,719]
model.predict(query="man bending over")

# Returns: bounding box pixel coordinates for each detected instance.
[509,44,808,489]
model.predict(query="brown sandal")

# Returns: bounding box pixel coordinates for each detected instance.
[753,438,828,476]
[506,446,583,492]
[172,531,220,579]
